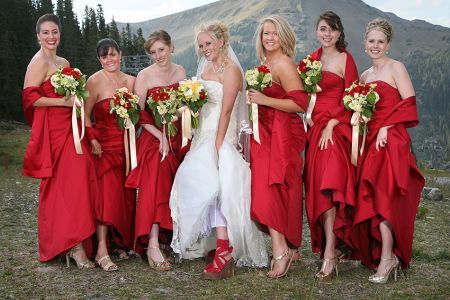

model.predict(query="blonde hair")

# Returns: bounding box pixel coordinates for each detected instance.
[365,18,394,42]
[195,21,230,57]
[255,15,296,62]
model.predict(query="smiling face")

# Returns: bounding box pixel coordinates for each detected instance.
[316,19,340,49]
[261,21,281,53]
[197,31,223,62]
[149,39,172,66]
[365,28,390,59]
[99,47,121,72]
[37,21,60,50]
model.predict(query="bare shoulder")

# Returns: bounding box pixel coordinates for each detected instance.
[390,59,408,75]
[125,73,136,87]
[173,63,186,80]
[86,70,102,85]
[360,69,370,83]
[224,61,241,77]
[278,55,297,69]
[59,57,70,67]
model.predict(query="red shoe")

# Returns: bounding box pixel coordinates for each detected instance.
[201,239,234,280]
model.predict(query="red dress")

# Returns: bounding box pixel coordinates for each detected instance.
[22,78,96,262]
[351,81,425,269]
[87,99,136,251]
[125,84,189,256]
[250,83,308,247]
[304,49,358,256]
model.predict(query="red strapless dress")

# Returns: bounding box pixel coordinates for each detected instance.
[351,81,425,269]
[304,70,358,256]
[125,84,190,255]
[250,82,308,247]
[22,78,96,262]
[90,99,136,251]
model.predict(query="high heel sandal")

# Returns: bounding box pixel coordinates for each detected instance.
[368,255,400,284]
[96,255,119,271]
[267,249,294,279]
[201,240,234,280]
[147,246,172,271]
[315,257,339,281]
[65,245,95,269]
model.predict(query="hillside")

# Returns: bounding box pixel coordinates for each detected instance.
[117,0,450,168]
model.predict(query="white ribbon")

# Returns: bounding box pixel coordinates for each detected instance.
[247,91,260,144]
[350,112,369,166]
[304,85,322,132]
[71,95,85,154]
[124,118,137,175]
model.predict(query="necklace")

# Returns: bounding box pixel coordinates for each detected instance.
[102,70,122,89]
[213,58,227,74]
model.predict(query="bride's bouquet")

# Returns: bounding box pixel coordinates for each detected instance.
[244,64,272,144]
[297,54,322,93]
[177,77,208,129]
[343,80,380,165]
[147,87,179,137]
[110,87,141,130]
[50,66,89,154]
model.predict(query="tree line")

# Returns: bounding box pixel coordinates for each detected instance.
[0,0,147,122]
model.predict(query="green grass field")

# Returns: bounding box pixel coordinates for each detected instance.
[1,123,449,299]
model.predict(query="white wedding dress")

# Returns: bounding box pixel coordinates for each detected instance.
[169,79,268,267]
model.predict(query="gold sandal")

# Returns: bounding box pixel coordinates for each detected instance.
[65,245,95,269]
[96,255,119,272]
[315,257,339,281]
[267,249,293,278]
[147,246,172,271]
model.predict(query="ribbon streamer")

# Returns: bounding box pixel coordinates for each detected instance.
[246,91,260,144]
[124,118,137,175]
[179,106,192,148]
[350,112,369,166]
[71,95,85,154]
[304,84,322,131]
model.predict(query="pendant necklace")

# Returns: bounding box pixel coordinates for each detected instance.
[213,58,227,74]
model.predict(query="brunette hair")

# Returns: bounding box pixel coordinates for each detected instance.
[96,38,121,58]
[316,11,347,51]
[365,18,394,42]
[36,13,61,33]
[144,30,172,54]
[255,15,296,62]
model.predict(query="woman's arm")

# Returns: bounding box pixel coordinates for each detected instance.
[215,64,241,152]
[392,61,415,99]
[84,74,102,157]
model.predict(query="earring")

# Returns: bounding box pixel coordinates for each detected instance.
[364,49,367,53]
[386,51,389,54]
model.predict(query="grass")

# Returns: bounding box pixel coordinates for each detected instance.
[1,124,449,299]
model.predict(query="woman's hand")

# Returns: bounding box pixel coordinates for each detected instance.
[63,94,82,108]
[90,139,102,157]
[159,134,169,157]
[319,119,338,150]
[247,89,268,106]
[215,139,223,154]
[376,126,389,151]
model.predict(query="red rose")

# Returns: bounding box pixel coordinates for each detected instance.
[61,67,73,75]
[199,90,206,100]
[71,70,81,80]
[298,61,307,73]
[124,102,131,109]
[257,65,270,74]
[114,97,120,105]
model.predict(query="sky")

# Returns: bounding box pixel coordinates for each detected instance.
[69,0,450,28]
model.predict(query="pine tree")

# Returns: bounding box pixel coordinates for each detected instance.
[36,0,53,16]
[133,28,146,55]
[108,17,121,46]
[97,5,107,39]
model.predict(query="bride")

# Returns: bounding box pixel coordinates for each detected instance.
[170,21,267,280]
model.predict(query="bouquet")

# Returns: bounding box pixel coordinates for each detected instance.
[244,64,272,91]
[297,54,322,93]
[343,81,380,165]
[147,87,179,137]
[110,87,141,130]
[343,80,380,131]
[244,65,272,144]
[50,66,89,154]
[177,77,208,128]
[51,66,89,115]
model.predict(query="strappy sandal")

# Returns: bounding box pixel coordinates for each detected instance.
[315,257,339,281]
[147,246,172,271]
[96,255,119,272]
[112,248,130,260]
[65,245,95,269]
[267,249,294,278]
[201,245,234,280]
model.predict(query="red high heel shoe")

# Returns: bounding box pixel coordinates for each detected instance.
[201,239,234,280]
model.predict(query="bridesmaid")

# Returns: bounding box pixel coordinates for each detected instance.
[248,15,308,278]
[352,18,425,283]
[303,11,358,280]
[85,38,136,271]
[22,14,96,267]
[125,30,187,271]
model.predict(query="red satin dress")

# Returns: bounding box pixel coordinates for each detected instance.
[125,84,190,256]
[304,49,359,257]
[88,99,136,251]
[22,78,96,262]
[351,81,425,269]
[250,83,308,247]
